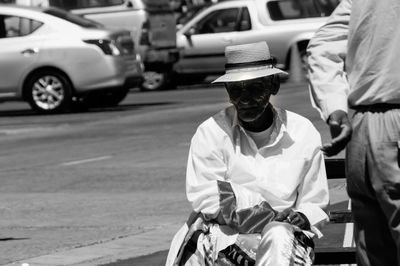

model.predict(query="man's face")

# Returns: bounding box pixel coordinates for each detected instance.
[225,76,276,123]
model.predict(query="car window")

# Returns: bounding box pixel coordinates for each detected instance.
[177,5,206,26]
[0,15,43,38]
[238,7,251,31]
[193,8,240,34]
[43,8,103,28]
[267,0,339,20]
[48,0,125,10]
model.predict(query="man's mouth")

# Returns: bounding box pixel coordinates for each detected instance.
[238,106,258,111]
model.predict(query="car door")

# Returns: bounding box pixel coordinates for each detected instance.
[175,6,249,75]
[0,14,43,96]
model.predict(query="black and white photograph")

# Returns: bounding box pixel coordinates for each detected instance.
[1,0,398,265]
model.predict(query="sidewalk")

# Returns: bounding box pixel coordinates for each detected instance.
[0,192,190,266]
[4,223,180,266]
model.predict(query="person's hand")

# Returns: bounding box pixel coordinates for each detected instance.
[274,208,311,230]
[322,110,352,157]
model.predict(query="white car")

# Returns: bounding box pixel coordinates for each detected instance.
[0,5,144,113]
[14,0,180,92]
[174,0,339,82]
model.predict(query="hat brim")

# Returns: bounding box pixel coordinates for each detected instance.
[212,67,288,83]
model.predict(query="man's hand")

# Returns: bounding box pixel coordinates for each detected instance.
[274,208,311,230]
[323,110,352,156]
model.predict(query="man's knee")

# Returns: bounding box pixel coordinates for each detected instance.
[261,221,293,240]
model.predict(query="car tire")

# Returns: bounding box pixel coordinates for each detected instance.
[140,71,168,92]
[25,70,72,114]
[84,87,130,108]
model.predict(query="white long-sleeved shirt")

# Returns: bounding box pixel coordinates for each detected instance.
[186,105,329,236]
[307,0,400,120]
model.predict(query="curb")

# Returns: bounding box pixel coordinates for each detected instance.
[4,224,181,266]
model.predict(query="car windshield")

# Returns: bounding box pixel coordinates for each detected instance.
[43,8,104,28]
[177,5,210,26]
[267,0,340,20]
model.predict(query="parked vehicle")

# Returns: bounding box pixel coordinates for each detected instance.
[0,5,144,113]
[174,0,340,82]
[16,0,181,91]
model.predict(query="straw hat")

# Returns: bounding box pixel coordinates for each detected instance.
[212,41,288,83]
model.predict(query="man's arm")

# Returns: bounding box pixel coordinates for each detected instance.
[307,0,352,156]
[293,131,330,237]
[186,126,277,234]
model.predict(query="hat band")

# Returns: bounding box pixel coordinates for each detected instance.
[225,59,275,70]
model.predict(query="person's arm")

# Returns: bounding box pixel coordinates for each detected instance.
[186,124,277,234]
[307,0,353,156]
[293,131,330,237]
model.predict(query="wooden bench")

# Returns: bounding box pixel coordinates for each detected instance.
[314,158,356,265]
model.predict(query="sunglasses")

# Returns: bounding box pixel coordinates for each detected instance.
[225,77,273,101]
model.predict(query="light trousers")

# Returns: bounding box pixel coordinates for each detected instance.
[255,221,314,266]
[346,109,400,266]
[181,221,314,266]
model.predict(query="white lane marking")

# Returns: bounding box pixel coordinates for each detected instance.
[61,156,112,166]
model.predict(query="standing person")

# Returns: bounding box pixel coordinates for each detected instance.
[307,0,400,265]
[166,41,329,266]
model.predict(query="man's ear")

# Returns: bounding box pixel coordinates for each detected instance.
[270,75,280,95]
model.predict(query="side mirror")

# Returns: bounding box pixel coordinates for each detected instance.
[184,27,196,38]
[127,1,133,8]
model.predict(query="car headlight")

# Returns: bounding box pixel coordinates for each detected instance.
[84,39,121,56]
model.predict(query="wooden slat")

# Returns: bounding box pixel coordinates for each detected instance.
[329,210,353,223]
[314,247,357,264]
[315,158,355,264]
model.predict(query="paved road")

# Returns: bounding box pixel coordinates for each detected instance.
[0,82,347,265]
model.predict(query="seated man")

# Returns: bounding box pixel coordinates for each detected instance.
[166,41,329,266]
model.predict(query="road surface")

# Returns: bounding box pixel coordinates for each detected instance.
[0,82,347,265]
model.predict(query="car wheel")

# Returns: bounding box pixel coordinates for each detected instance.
[140,71,167,92]
[85,87,130,108]
[26,70,72,114]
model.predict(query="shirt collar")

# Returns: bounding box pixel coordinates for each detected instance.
[231,105,289,147]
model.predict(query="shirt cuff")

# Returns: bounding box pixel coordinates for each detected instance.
[322,98,348,122]
[295,205,329,238]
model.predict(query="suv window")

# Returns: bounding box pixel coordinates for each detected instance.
[267,0,340,20]
[48,0,125,10]
[0,15,43,38]
[194,7,251,34]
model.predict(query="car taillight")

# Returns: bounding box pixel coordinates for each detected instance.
[84,39,121,56]
[117,35,135,55]
[139,20,150,46]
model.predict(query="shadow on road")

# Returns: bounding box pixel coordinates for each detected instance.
[101,250,168,266]
[0,101,179,117]
[0,237,30,242]
[89,101,179,112]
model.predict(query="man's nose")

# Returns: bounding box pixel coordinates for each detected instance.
[238,90,252,104]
